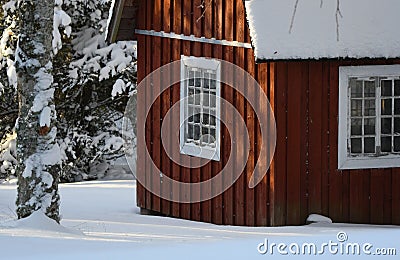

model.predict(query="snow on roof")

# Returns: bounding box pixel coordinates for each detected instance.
[245,0,400,60]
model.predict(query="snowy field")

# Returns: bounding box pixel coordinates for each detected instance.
[0,180,399,259]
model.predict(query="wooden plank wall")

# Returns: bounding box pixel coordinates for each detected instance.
[114,0,138,41]
[135,0,400,226]
[135,0,271,226]
[272,59,400,226]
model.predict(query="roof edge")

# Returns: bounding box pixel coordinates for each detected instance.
[106,0,126,44]
[255,56,400,64]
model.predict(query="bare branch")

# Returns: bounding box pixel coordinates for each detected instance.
[320,0,323,8]
[289,0,300,34]
[196,0,212,23]
[336,0,343,41]
[0,109,18,117]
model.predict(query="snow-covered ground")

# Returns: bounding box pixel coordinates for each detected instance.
[1,179,399,259]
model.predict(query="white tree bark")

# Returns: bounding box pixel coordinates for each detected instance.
[15,0,61,222]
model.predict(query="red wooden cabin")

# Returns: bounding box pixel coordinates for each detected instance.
[108,0,400,226]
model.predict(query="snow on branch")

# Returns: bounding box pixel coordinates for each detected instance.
[53,2,72,54]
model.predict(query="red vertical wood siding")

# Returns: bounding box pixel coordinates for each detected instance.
[222,0,234,225]
[271,62,288,226]
[135,0,271,226]
[160,0,171,216]
[210,0,223,225]
[191,0,202,222]
[132,0,400,226]
[200,0,213,224]
[170,0,182,219]
[272,59,400,226]
[144,0,153,211]
[135,0,145,210]
[233,0,246,227]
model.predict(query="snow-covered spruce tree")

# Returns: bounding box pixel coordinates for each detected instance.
[15,0,61,222]
[1,0,137,182]
[0,0,19,180]
[53,0,136,182]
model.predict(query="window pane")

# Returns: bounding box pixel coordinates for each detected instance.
[381,118,392,134]
[210,92,216,107]
[195,89,201,105]
[210,115,216,126]
[200,128,209,146]
[381,80,393,96]
[203,113,209,125]
[209,129,216,147]
[188,124,193,140]
[364,137,375,153]
[351,118,362,135]
[204,73,210,89]
[395,80,400,96]
[189,71,194,86]
[188,106,194,122]
[381,136,392,152]
[193,114,200,124]
[364,118,375,135]
[188,88,194,104]
[364,99,376,116]
[199,140,206,147]
[194,108,200,123]
[204,91,210,106]
[395,99,400,115]
[210,128,216,139]
[195,71,201,88]
[364,81,375,97]
[351,138,362,153]
[395,137,400,152]
[209,107,216,116]
[351,79,363,98]
[395,118,400,134]
[210,74,216,89]
[351,100,362,116]
[381,99,392,115]
[194,125,200,140]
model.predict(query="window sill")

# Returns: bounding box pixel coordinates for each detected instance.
[180,143,220,161]
[338,155,400,170]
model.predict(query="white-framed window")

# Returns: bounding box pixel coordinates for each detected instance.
[338,65,400,169]
[180,55,221,161]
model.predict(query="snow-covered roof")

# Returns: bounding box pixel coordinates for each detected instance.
[245,0,400,60]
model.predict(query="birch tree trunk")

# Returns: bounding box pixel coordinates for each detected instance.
[15,0,61,222]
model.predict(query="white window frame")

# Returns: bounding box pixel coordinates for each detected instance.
[338,65,400,169]
[180,55,221,161]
